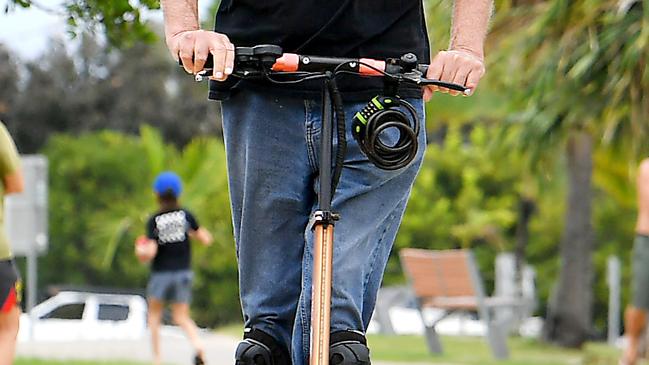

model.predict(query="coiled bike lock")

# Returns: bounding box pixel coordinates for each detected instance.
[352,95,420,171]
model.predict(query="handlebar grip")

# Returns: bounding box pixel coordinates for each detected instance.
[178,45,283,71]
[416,64,470,93]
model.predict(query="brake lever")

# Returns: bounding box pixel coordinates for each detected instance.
[194,69,213,82]
[177,55,215,82]
[404,71,471,95]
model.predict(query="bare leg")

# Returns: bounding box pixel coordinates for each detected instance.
[622,306,646,365]
[148,298,164,365]
[0,305,20,365]
[171,303,205,359]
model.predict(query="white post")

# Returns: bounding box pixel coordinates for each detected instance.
[495,253,516,328]
[607,255,621,346]
[26,248,37,340]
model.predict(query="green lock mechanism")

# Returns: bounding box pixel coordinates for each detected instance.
[351,95,420,171]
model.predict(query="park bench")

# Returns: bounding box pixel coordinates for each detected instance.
[399,248,521,360]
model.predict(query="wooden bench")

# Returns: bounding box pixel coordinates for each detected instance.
[399,248,519,360]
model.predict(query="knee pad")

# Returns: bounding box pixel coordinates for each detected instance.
[329,330,371,365]
[235,328,291,365]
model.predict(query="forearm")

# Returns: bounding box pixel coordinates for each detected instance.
[198,228,213,245]
[161,0,200,41]
[449,0,493,59]
[3,172,24,194]
[191,228,213,246]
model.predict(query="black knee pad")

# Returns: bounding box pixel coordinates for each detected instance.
[235,328,291,365]
[329,330,371,365]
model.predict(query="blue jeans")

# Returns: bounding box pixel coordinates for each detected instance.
[221,88,425,365]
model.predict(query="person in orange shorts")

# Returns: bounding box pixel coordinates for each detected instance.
[0,121,24,365]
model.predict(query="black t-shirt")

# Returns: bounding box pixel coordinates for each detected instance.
[209,0,430,100]
[146,208,200,272]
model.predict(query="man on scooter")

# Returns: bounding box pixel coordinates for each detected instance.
[161,1,492,364]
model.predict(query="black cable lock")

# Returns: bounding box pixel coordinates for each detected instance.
[352,95,420,170]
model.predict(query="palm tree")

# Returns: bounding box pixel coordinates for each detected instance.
[489,0,649,347]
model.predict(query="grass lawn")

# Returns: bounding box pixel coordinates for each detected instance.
[215,322,244,338]
[367,334,631,365]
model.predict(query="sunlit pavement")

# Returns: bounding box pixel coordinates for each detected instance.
[16,326,239,365]
[16,326,414,365]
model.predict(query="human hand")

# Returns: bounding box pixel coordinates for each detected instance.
[423,49,486,101]
[167,30,235,81]
[135,235,157,263]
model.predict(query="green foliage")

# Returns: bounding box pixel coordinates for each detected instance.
[490,0,649,158]
[6,0,225,48]
[387,125,525,291]
[388,122,561,310]
[386,119,638,330]
[44,131,150,287]
[397,126,520,250]
[42,127,239,327]
[7,0,160,47]
[65,0,160,47]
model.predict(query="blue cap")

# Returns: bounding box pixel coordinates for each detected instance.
[153,171,183,197]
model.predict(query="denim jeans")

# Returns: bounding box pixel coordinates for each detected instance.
[221,88,425,365]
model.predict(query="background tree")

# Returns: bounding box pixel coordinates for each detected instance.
[5,0,220,47]
[2,30,221,153]
[487,0,649,347]
[0,45,19,124]
[5,0,160,47]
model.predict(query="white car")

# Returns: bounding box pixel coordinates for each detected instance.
[17,291,148,342]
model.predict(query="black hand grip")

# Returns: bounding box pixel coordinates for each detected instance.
[420,80,469,92]
[416,64,469,93]
[177,45,283,70]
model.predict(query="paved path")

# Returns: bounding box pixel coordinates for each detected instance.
[16,326,419,365]
[17,326,238,365]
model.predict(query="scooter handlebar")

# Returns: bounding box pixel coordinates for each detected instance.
[178,46,469,93]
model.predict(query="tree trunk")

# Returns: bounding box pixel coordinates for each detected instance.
[514,197,535,286]
[542,130,594,348]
